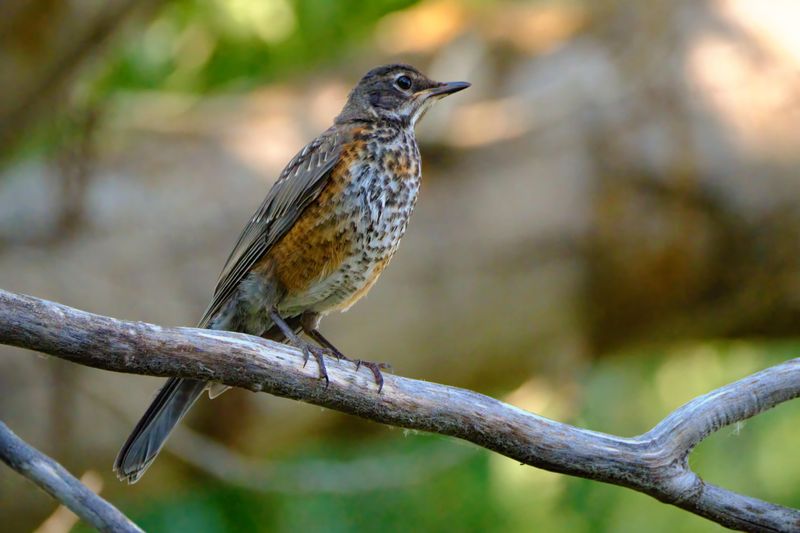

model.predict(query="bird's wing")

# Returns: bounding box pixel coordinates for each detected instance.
[197,126,345,327]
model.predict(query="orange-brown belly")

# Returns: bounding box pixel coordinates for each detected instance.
[264,195,402,316]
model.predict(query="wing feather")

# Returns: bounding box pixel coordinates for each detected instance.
[197,127,344,327]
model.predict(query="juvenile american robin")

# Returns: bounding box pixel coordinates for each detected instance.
[114,64,470,483]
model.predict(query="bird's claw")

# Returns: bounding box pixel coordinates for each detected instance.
[295,342,331,386]
[290,333,390,392]
[353,360,391,392]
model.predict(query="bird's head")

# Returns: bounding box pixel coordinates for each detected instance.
[337,64,470,127]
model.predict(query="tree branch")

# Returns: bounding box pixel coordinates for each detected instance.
[1,288,798,532]
[0,422,143,533]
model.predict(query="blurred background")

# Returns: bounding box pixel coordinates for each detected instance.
[2,0,800,531]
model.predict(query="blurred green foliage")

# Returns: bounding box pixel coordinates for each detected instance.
[5,0,418,165]
[96,0,417,95]
[85,341,799,533]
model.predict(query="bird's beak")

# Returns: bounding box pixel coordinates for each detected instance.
[421,81,471,99]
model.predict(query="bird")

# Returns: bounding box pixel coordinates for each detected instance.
[113,64,470,483]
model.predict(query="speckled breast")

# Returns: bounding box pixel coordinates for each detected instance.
[275,123,421,316]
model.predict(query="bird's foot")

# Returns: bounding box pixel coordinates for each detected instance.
[299,320,390,392]
[293,339,332,385]
[269,307,331,385]
[353,359,392,393]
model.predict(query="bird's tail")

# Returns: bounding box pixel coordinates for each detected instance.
[113,377,207,483]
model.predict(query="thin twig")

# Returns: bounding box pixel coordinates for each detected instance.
[0,422,142,533]
[0,289,799,532]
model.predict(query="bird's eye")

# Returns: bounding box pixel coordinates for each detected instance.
[395,75,412,91]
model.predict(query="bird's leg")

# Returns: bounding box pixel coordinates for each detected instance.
[269,307,328,385]
[298,312,344,361]
[300,312,390,393]
[306,329,346,359]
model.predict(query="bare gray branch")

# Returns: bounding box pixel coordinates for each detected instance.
[1,288,798,532]
[0,422,142,533]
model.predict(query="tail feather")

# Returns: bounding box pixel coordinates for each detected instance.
[114,318,293,483]
[114,378,207,483]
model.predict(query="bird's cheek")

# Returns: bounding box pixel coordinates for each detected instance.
[370,92,401,111]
